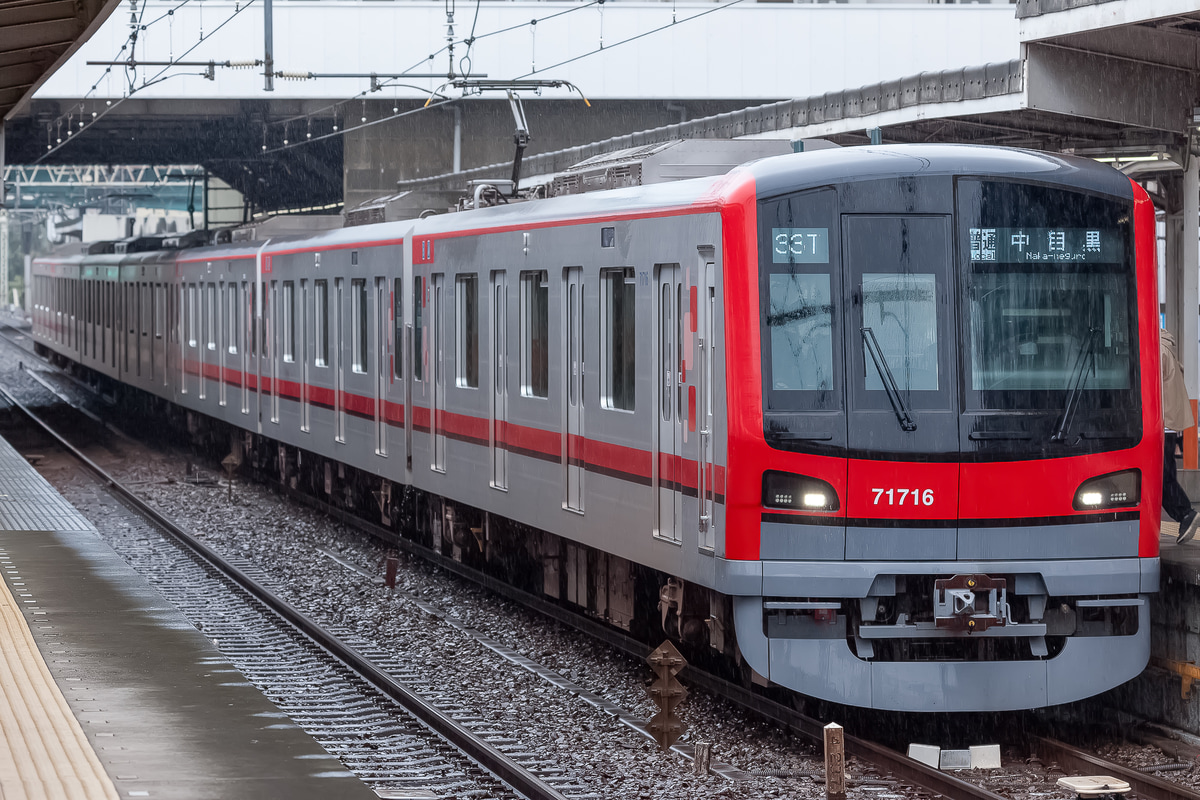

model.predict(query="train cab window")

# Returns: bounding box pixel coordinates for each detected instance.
[455,274,478,388]
[393,277,403,379]
[758,188,840,414]
[352,279,367,373]
[958,180,1136,413]
[768,273,834,391]
[315,279,329,367]
[283,281,295,363]
[413,276,424,381]
[601,268,636,412]
[520,270,549,398]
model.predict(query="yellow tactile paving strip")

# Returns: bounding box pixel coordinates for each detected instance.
[0,567,119,800]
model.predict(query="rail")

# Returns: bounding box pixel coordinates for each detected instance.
[1034,737,1200,800]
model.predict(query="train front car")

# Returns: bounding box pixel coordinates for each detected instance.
[722,145,1160,712]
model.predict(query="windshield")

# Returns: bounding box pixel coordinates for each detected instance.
[958,180,1137,413]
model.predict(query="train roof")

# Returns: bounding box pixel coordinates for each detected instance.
[747,143,1135,201]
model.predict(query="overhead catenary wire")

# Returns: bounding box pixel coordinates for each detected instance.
[265,0,601,131]
[266,0,737,154]
[518,0,746,78]
[38,0,200,159]
[44,0,745,167]
[35,0,259,164]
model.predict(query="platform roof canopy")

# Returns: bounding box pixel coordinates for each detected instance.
[1,0,122,125]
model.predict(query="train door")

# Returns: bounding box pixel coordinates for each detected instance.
[491,271,508,490]
[843,215,959,536]
[140,282,149,379]
[564,267,584,513]
[431,273,446,471]
[153,283,162,386]
[203,282,215,400]
[178,284,187,394]
[124,283,134,378]
[218,282,228,408]
[335,277,346,443]
[251,280,262,427]
[240,281,250,414]
[408,274,421,473]
[301,280,310,431]
[72,280,80,354]
[376,277,388,456]
[105,281,112,367]
[391,276,403,462]
[697,255,717,552]
[270,280,279,423]
[656,264,682,542]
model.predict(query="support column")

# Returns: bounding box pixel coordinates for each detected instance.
[1167,209,1183,338]
[1183,155,1199,469]
[0,121,6,306]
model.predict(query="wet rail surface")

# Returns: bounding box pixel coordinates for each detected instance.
[6,316,1200,800]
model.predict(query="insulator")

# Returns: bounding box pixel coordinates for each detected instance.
[226,60,258,69]
[278,71,312,81]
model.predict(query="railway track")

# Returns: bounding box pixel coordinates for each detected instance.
[1032,737,1200,800]
[5,315,1200,800]
[0,380,578,800]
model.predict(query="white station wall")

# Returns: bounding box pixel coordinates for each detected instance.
[37,1,1020,102]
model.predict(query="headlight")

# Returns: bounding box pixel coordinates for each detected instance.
[1072,470,1140,511]
[762,471,839,511]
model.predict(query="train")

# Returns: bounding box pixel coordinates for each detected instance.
[30,142,1161,712]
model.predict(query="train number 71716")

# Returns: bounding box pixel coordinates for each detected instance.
[871,488,935,506]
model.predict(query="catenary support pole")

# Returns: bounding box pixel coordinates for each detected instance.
[263,0,274,91]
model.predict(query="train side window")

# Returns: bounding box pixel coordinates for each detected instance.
[393,277,403,379]
[283,281,295,363]
[155,284,164,339]
[315,279,329,367]
[142,283,151,337]
[187,284,197,348]
[352,278,367,373]
[520,270,549,398]
[413,276,424,381]
[601,267,636,412]
[227,284,239,355]
[207,284,218,350]
[455,274,478,388]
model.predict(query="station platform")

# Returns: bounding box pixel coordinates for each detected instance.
[0,433,376,799]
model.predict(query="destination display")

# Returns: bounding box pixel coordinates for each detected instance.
[772,227,830,264]
[968,227,1122,263]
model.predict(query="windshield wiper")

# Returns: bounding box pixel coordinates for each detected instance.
[1051,326,1100,444]
[861,327,917,432]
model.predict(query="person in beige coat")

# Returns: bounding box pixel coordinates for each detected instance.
[1161,328,1199,543]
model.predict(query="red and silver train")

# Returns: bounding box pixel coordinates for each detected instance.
[31,143,1161,711]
